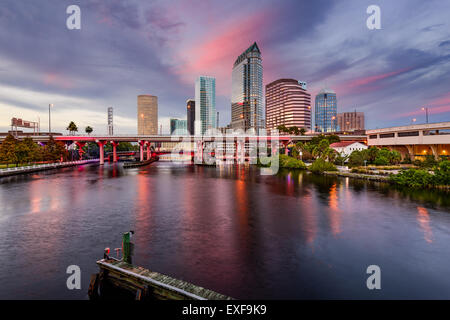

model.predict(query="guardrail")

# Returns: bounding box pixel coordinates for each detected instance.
[0,159,99,176]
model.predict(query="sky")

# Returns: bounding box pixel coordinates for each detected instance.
[0,0,449,134]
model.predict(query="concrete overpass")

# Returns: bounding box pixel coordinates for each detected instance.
[367,121,450,160]
[0,133,367,165]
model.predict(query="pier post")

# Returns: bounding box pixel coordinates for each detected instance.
[122,231,134,264]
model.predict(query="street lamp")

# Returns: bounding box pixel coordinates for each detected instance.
[421,107,429,124]
[49,104,53,135]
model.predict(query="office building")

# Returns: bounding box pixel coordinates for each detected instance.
[265,79,311,133]
[195,76,216,135]
[170,119,188,135]
[314,88,337,133]
[137,95,158,135]
[186,99,195,135]
[231,42,264,132]
[337,111,365,132]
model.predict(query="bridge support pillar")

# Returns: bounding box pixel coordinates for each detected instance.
[138,140,146,162]
[96,140,107,165]
[75,141,86,160]
[406,145,415,161]
[282,141,290,155]
[236,140,245,164]
[430,145,439,160]
[146,142,151,160]
[110,141,119,163]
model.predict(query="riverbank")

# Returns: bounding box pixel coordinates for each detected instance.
[323,170,390,182]
[0,159,99,177]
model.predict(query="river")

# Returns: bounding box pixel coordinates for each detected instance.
[0,162,449,299]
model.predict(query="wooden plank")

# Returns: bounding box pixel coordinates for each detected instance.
[97,259,232,300]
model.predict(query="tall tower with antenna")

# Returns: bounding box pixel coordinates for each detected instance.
[108,107,114,135]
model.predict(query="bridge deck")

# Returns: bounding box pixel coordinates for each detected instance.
[95,259,232,300]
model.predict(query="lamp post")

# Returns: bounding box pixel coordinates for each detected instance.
[421,107,429,124]
[48,104,53,135]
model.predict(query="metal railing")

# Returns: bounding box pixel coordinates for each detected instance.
[0,159,99,174]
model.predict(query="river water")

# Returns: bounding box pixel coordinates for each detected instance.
[0,162,449,299]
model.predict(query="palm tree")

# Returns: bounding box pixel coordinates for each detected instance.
[66,121,78,135]
[85,126,93,136]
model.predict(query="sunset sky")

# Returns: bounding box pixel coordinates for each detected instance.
[0,0,449,134]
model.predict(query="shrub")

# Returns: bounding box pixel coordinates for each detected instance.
[374,155,389,166]
[309,158,337,174]
[348,150,364,167]
[258,155,306,170]
[390,169,434,188]
[279,154,306,169]
[434,160,450,185]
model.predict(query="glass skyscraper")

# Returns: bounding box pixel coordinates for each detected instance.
[195,76,216,135]
[231,42,264,132]
[314,88,337,133]
[170,118,188,135]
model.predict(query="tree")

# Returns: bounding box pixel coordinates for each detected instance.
[43,136,68,162]
[66,121,78,135]
[348,150,365,167]
[299,128,306,136]
[0,134,18,167]
[20,137,41,164]
[85,126,93,136]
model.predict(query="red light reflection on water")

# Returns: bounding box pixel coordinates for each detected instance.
[417,207,433,244]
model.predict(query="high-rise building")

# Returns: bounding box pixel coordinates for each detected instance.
[314,88,337,133]
[137,95,158,135]
[107,107,113,135]
[195,76,216,135]
[337,111,365,132]
[265,79,311,133]
[170,119,188,135]
[186,99,195,135]
[231,42,264,132]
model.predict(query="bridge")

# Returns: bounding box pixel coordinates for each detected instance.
[367,121,450,160]
[0,133,367,165]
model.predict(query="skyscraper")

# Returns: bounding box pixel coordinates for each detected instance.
[314,89,337,133]
[186,99,195,135]
[195,76,216,135]
[337,111,365,132]
[107,107,113,135]
[265,79,311,133]
[170,118,188,135]
[231,42,264,132]
[137,95,158,135]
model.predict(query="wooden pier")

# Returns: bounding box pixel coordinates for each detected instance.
[89,258,232,300]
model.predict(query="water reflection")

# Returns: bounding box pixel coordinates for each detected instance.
[0,163,449,299]
[417,207,433,244]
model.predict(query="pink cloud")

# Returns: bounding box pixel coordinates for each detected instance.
[390,92,450,119]
[172,8,274,95]
[43,72,74,89]
[346,68,410,88]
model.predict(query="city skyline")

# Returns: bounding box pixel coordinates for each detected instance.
[0,1,449,134]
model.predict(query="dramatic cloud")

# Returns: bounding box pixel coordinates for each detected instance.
[0,0,449,133]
